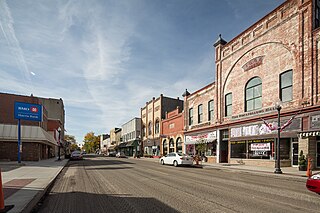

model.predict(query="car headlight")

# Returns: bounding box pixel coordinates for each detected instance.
[310,174,320,180]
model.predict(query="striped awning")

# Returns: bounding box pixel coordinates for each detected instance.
[298,131,320,138]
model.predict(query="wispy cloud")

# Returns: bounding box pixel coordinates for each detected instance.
[0,0,33,92]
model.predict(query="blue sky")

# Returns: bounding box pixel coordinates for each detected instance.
[0,0,284,144]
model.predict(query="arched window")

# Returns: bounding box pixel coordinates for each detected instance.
[163,139,168,156]
[148,121,152,136]
[155,119,160,134]
[176,137,183,154]
[245,77,262,112]
[169,138,174,153]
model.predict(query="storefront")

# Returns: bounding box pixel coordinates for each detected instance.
[143,139,160,156]
[229,117,300,167]
[185,131,217,163]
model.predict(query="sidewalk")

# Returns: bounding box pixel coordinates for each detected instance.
[135,157,312,182]
[0,158,68,213]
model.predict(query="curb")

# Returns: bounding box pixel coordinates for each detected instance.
[22,160,68,213]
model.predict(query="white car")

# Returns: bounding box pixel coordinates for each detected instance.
[160,152,193,167]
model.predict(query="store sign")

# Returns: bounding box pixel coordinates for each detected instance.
[185,131,217,144]
[310,114,320,130]
[14,102,43,122]
[231,118,300,138]
[242,56,264,72]
[251,143,270,151]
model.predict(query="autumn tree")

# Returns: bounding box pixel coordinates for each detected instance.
[64,134,76,144]
[83,132,100,153]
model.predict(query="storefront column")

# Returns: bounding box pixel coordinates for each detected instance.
[216,130,220,163]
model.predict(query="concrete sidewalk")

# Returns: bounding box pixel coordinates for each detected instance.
[0,158,68,213]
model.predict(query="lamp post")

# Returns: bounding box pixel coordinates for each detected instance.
[57,127,61,161]
[274,102,283,174]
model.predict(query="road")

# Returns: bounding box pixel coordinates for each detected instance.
[34,155,320,213]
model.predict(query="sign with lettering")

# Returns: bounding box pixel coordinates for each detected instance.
[185,131,217,144]
[242,56,264,71]
[14,102,43,121]
[250,143,270,151]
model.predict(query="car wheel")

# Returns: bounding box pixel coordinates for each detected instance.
[161,160,164,165]
[173,160,178,167]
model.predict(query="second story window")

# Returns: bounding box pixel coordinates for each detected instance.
[208,100,214,121]
[245,77,262,112]
[189,108,193,126]
[142,125,146,138]
[280,70,293,102]
[155,119,160,134]
[198,104,203,123]
[225,93,232,117]
[148,121,152,136]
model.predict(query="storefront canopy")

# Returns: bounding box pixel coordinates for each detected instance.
[298,131,320,138]
[185,131,217,145]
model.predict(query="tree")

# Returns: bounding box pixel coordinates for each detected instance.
[64,134,76,144]
[70,143,79,152]
[83,132,100,153]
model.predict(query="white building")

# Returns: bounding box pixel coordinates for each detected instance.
[120,117,142,156]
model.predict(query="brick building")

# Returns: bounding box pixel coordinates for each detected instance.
[160,106,184,156]
[0,93,64,161]
[208,0,320,168]
[182,84,218,163]
[141,94,183,156]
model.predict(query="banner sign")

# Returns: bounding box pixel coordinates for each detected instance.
[14,102,43,122]
[250,143,270,151]
[185,131,217,144]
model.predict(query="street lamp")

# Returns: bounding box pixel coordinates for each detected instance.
[274,101,283,174]
[57,127,61,161]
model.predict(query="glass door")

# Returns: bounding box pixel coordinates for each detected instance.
[292,142,298,166]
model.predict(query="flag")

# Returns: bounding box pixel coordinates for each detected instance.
[260,117,277,131]
[280,113,297,132]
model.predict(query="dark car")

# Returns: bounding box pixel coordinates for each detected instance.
[306,172,320,195]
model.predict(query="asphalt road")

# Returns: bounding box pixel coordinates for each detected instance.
[35,155,320,213]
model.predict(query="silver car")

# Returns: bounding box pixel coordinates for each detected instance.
[160,152,193,167]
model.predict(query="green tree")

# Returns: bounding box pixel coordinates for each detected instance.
[83,132,100,153]
[64,134,76,144]
[70,143,79,152]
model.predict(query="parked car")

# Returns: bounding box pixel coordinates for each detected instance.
[116,152,127,158]
[70,151,83,160]
[306,172,320,195]
[160,152,193,167]
[81,150,87,155]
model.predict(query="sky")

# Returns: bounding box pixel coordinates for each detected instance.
[0,0,284,144]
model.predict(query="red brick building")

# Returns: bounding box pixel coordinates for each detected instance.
[160,107,184,156]
[209,0,320,168]
[141,94,183,156]
[0,93,64,161]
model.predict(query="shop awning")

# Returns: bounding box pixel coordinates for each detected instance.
[0,124,57,146]
[298,131,320,138]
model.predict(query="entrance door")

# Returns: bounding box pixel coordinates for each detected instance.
[220,140,228,163]
[292,142,299,166]
[317,141,320,168]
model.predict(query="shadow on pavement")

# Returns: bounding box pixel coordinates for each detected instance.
[34,191,180,213]
[85,167,133,170]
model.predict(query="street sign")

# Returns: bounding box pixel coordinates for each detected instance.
[14,102,43,122]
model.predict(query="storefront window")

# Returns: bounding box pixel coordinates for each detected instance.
[231,141,246,158]
[163,140,167,156]
[248,140,272,159]
[206,142,217,156]
[176,137,183,154]
[169,138,174,153]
